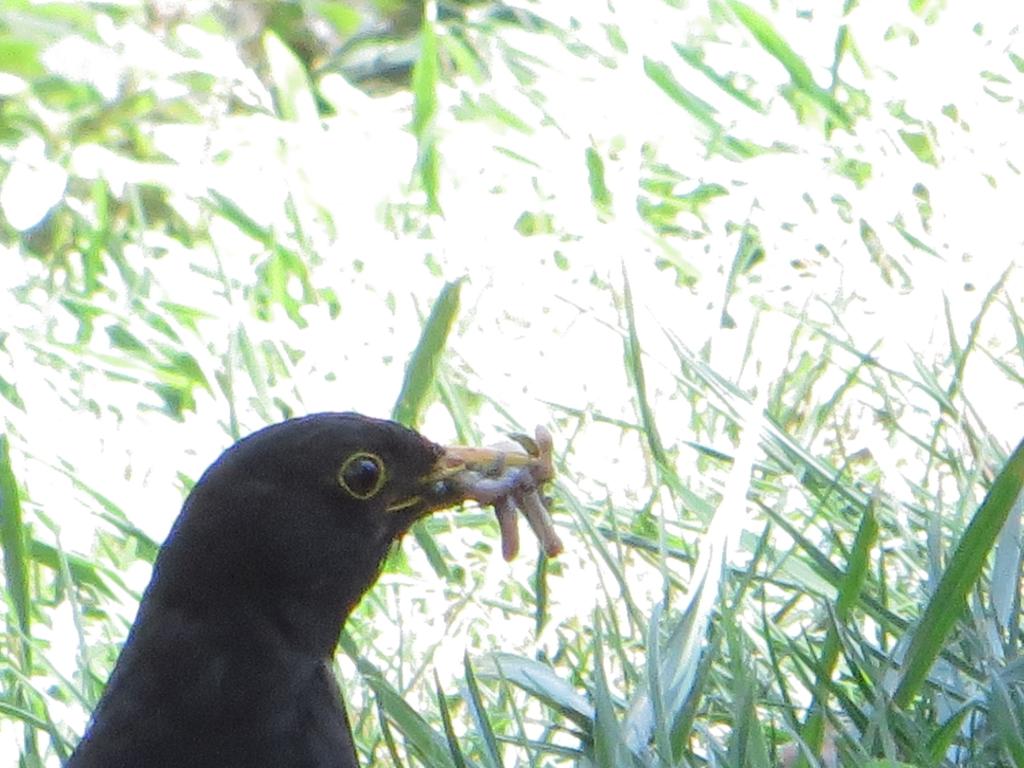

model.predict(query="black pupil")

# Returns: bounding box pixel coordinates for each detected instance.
[343,456,381,497]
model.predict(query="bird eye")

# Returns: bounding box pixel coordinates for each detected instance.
[338,452,386,499]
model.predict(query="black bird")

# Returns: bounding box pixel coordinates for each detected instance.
[67,412,550,768]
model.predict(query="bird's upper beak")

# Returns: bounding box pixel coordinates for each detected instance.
[432,441,548,483]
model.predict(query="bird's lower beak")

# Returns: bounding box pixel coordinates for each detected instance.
[386,428,562,559]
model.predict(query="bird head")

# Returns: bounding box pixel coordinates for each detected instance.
[142,412,542,656]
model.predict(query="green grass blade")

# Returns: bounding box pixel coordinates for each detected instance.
[924,704,971,766]
[206,189,296,259]
[643,57,720,129]
[643,56,760,158]
[0,701,49,735]
[585,146,612,219]
[0,435,31,649]
[0,434,38,762]
[476,652,593,728]
[29,540,115,598]
[463,654,504,768]
[801,503,877,761]
[726,0,852,129]
[990,672,1024,767]
[393,279,464,429]
[591,615,635,767]
[375,696,407,768]
[532,552,550,637]
[724,613,771,768]
[51,465,160,563]
[484,658,538,767]
[434,670,470,768]
[393,279,464,579]
[673,43,766,113]
[894,437,1024,707]
[477,655,593,729]
[411,14,442,214]
[642,604,671,762]
[620,270,673,490]
[0,371,25,411]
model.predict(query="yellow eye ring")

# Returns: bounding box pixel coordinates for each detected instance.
[338,452,386,499]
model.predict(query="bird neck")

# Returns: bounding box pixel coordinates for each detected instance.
[141,570,358,660]
[147,498,393,659]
